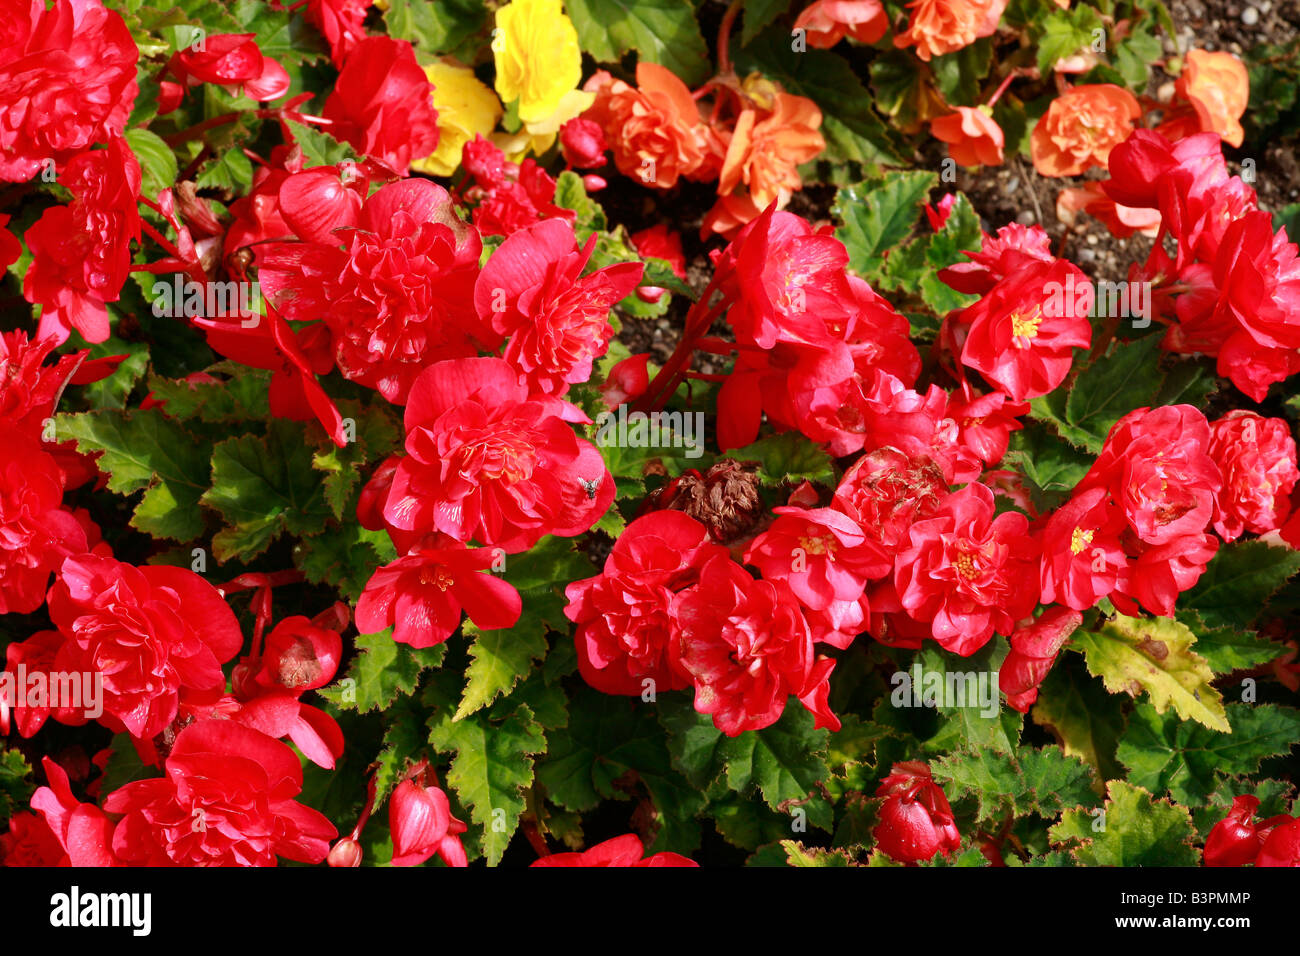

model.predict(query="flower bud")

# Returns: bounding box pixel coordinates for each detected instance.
[560,118,608,169]
[328,837,363,868]
[1203,796,1262,867]
[872,761,961,864]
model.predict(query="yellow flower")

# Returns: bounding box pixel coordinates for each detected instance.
[493,88,595,161]
[412,62,503,177]
[492,0,582,125]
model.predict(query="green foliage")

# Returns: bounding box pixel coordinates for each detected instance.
[566,0,711,87]
[1050,781,1201,866]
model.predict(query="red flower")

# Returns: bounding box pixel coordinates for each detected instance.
[23,136,142,344]
[559,117,608,169]
[0,427,87,615]
[945,386,1028,466]
[1257,817,1300,867]
[793,0,889,47]
[673,554,838,736]
[300,0,370,66]
[745,507,890,614]
[321,36,439,175]
[530,832,698,867]
[999,607,1083,712]
[1208,411,1300,541]
[0,0,139,182]
[168,33,289,101]
[356,535,522,649]
[959,258,1093,401]
[29,758,117,866]
[389,777,468,867]
[832,447,948,552]
[939,221,1055,296]
[247,616,344,695]
[1204,795,1264,867]
[259,178,490,404]
[459,136,575,238]
[2,630,91,736]
[1112,532,1219,619]
[1077,405,1222,546]
[873,762,961,863]
[475,218,643,395]
[565,511,726,696]
[383,357,614,552]
[895,482,1040,656]
[0,810,65,867]
[46,555,243,739]
[1038,486,1130,612]
[629,223,687,304]
[99,721,336,866]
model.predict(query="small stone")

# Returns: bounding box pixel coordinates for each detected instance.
[1242,6,1259,24]
[1086,233,1099,245]
[1004,176,1020,193]
[1016,210,1036,226]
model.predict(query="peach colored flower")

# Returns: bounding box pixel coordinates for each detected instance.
[1056,181,1161,239]
[931,106,1004,166]
[582,63,712,189]
[1030,83,1141,177]
[893,0,1006,61]
[794,0,889,48]
[1179,48,1249,148]
[718,92,825,209]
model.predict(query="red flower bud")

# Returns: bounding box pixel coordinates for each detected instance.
[560,118,608,169]
[1203,796,1262,867]
[873,761,961,863]
[1256,817,1300,867]
[327,837,363,868]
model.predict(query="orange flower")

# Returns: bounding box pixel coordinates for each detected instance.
[582,62,714,189]
[793,0,889,48]
[1178,49,1249,148]
[719,92,825,210]
[931,106,1003,166]
[1056,181,1161,239]
[893,0,1006,61]
[1030,83,1140,177]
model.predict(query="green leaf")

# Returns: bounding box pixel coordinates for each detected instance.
[718,706,830,811]
[428,702,546,866]
[202,420,332,562]
[1029,335,1163,453]
[145,363,271,423]
[294,522,395,603]
[931,39,993,107]
[933,745,1100,822]
[1181,540,1300,630]
[1175,609,1286,674]
[1193,778,1295,839]
[97,733,162,796]
[372,702,429,803]
[781,840,856,867]
[318,630,445,713]
[566,0,711,87]
[456,537,593,720]
[593,406,707,480]
[537,689,704,853]
[81,336,150,411]
[1032,655,1126,781]
[730,431,835,485]
[736,29,907,166]
[383,0,487,57]
[1118,702,1300,806]
[834,171,937,279]
[125,128,178,200]
[55,408,211,543]
[1050,781,1200,866]
[195,146,253,193]
[285,119,357,168]
[0,749,34,819]
[1003,422,1094,512]
[917,641,1023,754]
[1073,614,1228,732]
[742,0,791,45]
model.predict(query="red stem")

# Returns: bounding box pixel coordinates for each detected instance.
[716,0,742,77]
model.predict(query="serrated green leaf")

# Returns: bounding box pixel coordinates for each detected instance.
[383,0,486,58]
[1032,654,1126,781]
[1055,335,1164,453]
[428,702,545,866]
[1117,702,1300,806]
[1074,614,1228,732]
[202,419,332,562]
[934,744,1099,822]
[0,749,34,819]
[1175,609,1286,674]
[146,363,271,423]
[834,171,938,279]
[781,840,856,866]
[1050,780,1200,866]
[719,706,830,811]
[294,522,395,603]
[373,702,429,804]
[318,630,445,713]
[285,119,358,168]
[730,431,834,485]
[742,0,791,45]
[55,408,211,542]
[1182,540,1300,630]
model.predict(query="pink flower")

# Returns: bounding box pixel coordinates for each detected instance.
[168,33,289,101]
[673,554,838,735]
[356,535,522,649]
[559,117,608,169]
[46,555,243,739]
[895,482,1040,655]
[530,832,697,867]
[1208,411,1300,541]
[565,511,726,696]
[389,777,468,867]
[383,357,614,553]
[475,218,643,395]
[1038,486,1130,612]
[23,136,142,344]
[321,36,439,175]
[0,0,139,182]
